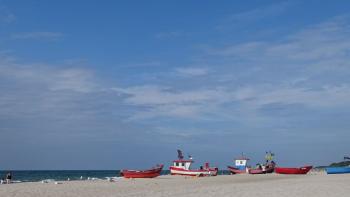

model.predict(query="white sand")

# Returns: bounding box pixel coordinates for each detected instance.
[1,173,350,197]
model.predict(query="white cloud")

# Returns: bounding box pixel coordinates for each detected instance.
[126,104,203,121]
[0,64,96,93]
[2,15,350,126]
[0,57,102,120]
[207,17,350,119]
[113,85,230,106]
[176,67,209,77]
[113,82,350,121]
[209,16,350,88]
[112,16,350,122]
[216,1,293,30]
[230,1,291,22]
[208,41,266,58]
[49,69,97,93]
[234,85,350,109]
[112,85,233,120]
[265,20,350,63]
[214,16,350,71]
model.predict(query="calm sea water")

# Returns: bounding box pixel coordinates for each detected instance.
[0,170,230,182]
[0,170,121,182]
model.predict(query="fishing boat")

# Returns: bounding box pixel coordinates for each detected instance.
[325,167,350,174]
[248,151,276,174]
[169,150,218,176]
[325,156,350,174]
[121,164,164,178]
[248,163,275,174]
[227,156,250,174]
[275,166,312,174]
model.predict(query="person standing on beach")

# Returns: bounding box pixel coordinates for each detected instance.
[6,172,12,184]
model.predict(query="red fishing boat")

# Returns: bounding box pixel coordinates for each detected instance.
[228,166,247,174]
[169,150,218,176]
[227,156,250,174]
[248,152,276,174]
[248,163,275,174]
[275,166,312,174]
[121,164,164,178]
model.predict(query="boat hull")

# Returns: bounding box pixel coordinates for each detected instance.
[275,166,312,174]
[325,167,350,174]
[227,166,246,174]
[121,165,163,178]
[249,166,275,174]
[170,167,218,176]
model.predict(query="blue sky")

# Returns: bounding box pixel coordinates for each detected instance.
[1,0,350,170]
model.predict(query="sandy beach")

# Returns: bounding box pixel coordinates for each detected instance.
[1,173,350,197]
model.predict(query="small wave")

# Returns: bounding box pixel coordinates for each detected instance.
[40,179,55,183]
[105,177,121,181]
[105,176,119,179]
[87,177,101,181]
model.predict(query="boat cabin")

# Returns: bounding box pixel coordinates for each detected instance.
[172,160,193,170]
[235,157,249,171]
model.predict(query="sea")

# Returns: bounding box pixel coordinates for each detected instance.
[0,170,230,182]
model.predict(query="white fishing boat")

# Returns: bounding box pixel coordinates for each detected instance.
[169,150,218,176]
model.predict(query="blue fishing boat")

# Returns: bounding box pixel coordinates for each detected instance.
[325,167,350,174]
[326,156,350,174]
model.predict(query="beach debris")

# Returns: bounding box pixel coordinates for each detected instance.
[106,177,120,182]
[41,179,54,183]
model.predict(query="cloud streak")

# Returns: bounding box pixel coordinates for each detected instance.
[0,6,15,23]
[211,16,350,79]
[175,67,209,77]
[229,1,292,22]
[0,59,103,121]
[110,16,350,124]
[11,32,64,41]
[217,1,293,30]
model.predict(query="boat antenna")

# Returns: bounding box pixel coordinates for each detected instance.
[188,154,193,160]
[177,149,184,160]
[265,151,274,162]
